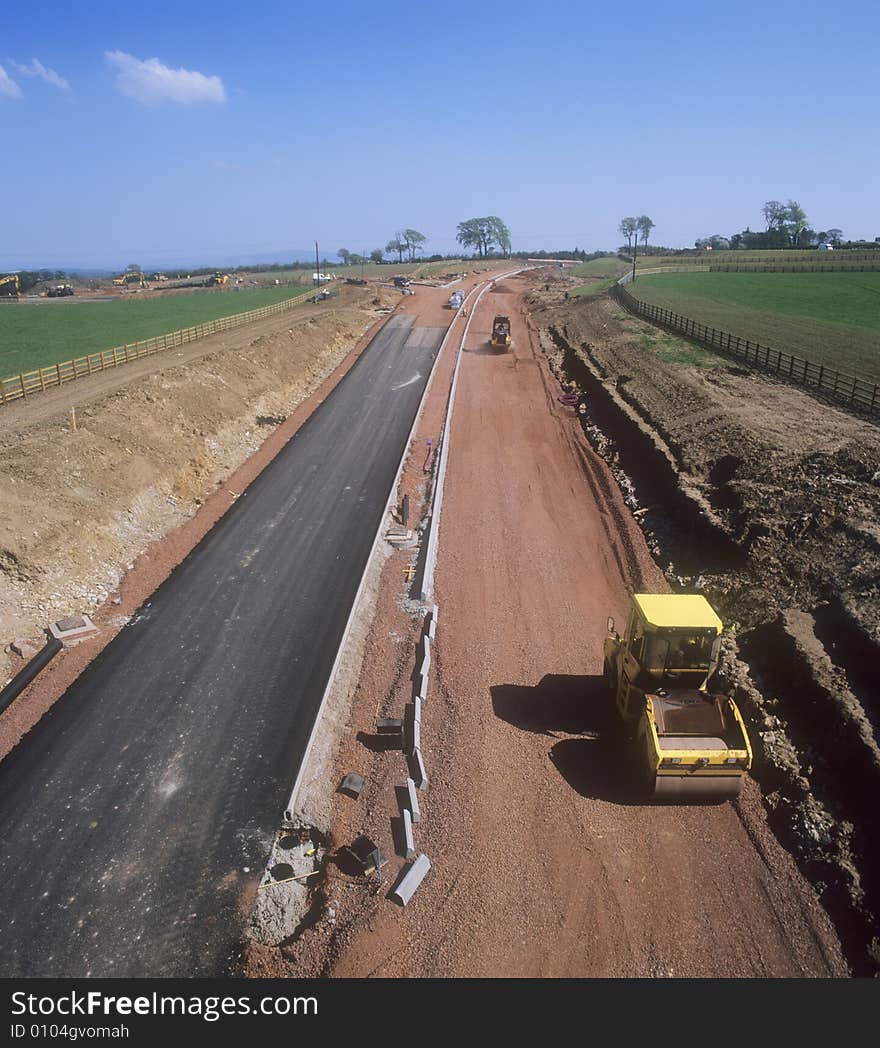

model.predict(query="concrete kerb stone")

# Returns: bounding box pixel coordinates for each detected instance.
[411,747,428,790]
[390,853,431,906]
[412,696,422,724]
[412,671,429,703]
[402,808,416,859]
[406,777,421,824]
[416,648,431,680]
[403,705,421,757]
[281,289,460,827]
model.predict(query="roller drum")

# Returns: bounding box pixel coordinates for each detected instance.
[651,774,743,804]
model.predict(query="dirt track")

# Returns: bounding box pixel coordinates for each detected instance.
[256,273,846,978]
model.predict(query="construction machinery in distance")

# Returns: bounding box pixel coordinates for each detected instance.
[46,284,74,297]
[490,315,511,350]
[0,274,20,298]
[448,290,464,310]
[113,271,147,288]
[604,593,752,802]
[207,272,229,286]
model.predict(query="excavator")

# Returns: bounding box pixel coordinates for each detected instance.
[0,274,19,298]
[604,593,752,802]
[490,315,511,350]
[113,270,147,288]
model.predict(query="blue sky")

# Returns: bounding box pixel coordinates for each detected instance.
[2,0,878,269]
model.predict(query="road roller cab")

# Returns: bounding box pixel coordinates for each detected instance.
[604,594,752,801]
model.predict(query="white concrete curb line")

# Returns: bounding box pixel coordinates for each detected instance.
[282,283,482,824]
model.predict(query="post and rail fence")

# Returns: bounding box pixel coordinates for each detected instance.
[611,279,880,421]
[0,285,327,407]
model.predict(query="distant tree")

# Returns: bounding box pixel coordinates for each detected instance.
[337,248,351,265]
[126,262,142,274]
[827,228,844,246]
[386,238,405,262]
[785,200,808,246]
[370,248,384,263]
[762,201,786,232]
[401,229,427,261]
[455,216,511,257]
[491,216,512,256]
[618,217,638,251]
[636,215,655,249]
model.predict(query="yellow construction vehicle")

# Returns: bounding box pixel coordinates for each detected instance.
[490,314,511,350]
[207,272,229,286]
[113,271,147,288]
[604,593,752,802]
[0,274,19,298]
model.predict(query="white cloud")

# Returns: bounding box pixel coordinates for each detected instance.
[105,50,225,105]
[0,64,23,100]
[10,58,71,92]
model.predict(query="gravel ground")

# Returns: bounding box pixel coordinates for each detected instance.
[250,272,847,978]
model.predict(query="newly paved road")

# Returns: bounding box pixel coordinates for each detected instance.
[0,314,445,976]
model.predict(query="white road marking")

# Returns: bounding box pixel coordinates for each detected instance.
[392,373,422,391]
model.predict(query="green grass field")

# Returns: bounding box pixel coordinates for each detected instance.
[569,257,630,279]
[629,271,880,382]
[636,249,880,269]
[567,257,630,298]
[0,287,312,378]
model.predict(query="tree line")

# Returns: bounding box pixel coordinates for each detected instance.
[695,201,855,251]
[336,216,514,267]
[618,216,655,253]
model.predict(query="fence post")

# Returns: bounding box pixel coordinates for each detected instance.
[20,374,26,398]
[55,363,62,386]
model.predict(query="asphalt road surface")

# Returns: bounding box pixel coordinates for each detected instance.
[0,314,445,976]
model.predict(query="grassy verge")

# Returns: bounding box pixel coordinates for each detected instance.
[0,287,313,377]
[629,271,880,381]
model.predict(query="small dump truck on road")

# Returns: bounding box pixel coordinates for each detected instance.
[448,290,464,310]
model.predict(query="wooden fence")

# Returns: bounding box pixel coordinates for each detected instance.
[611,282,880,420]
[0,286,324,407]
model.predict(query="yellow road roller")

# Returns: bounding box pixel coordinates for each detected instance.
[603,593,752,802]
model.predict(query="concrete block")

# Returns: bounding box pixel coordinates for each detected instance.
[404,705,421,757]
[49,615,98,647]
[406,777,421,824]
[402,809,415,859]
[390,854,431,906]
[418,649,431,678]
[427,616,437,642]
[412,696,422,724]
[420,634,431,663]
[339,772,365,798]
[376,718,404,734]
[412,671,429,702]
[411,747,428,790]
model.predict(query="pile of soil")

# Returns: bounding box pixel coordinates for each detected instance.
[532,287,880,971]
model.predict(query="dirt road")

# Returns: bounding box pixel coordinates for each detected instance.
[281,273,847,978]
